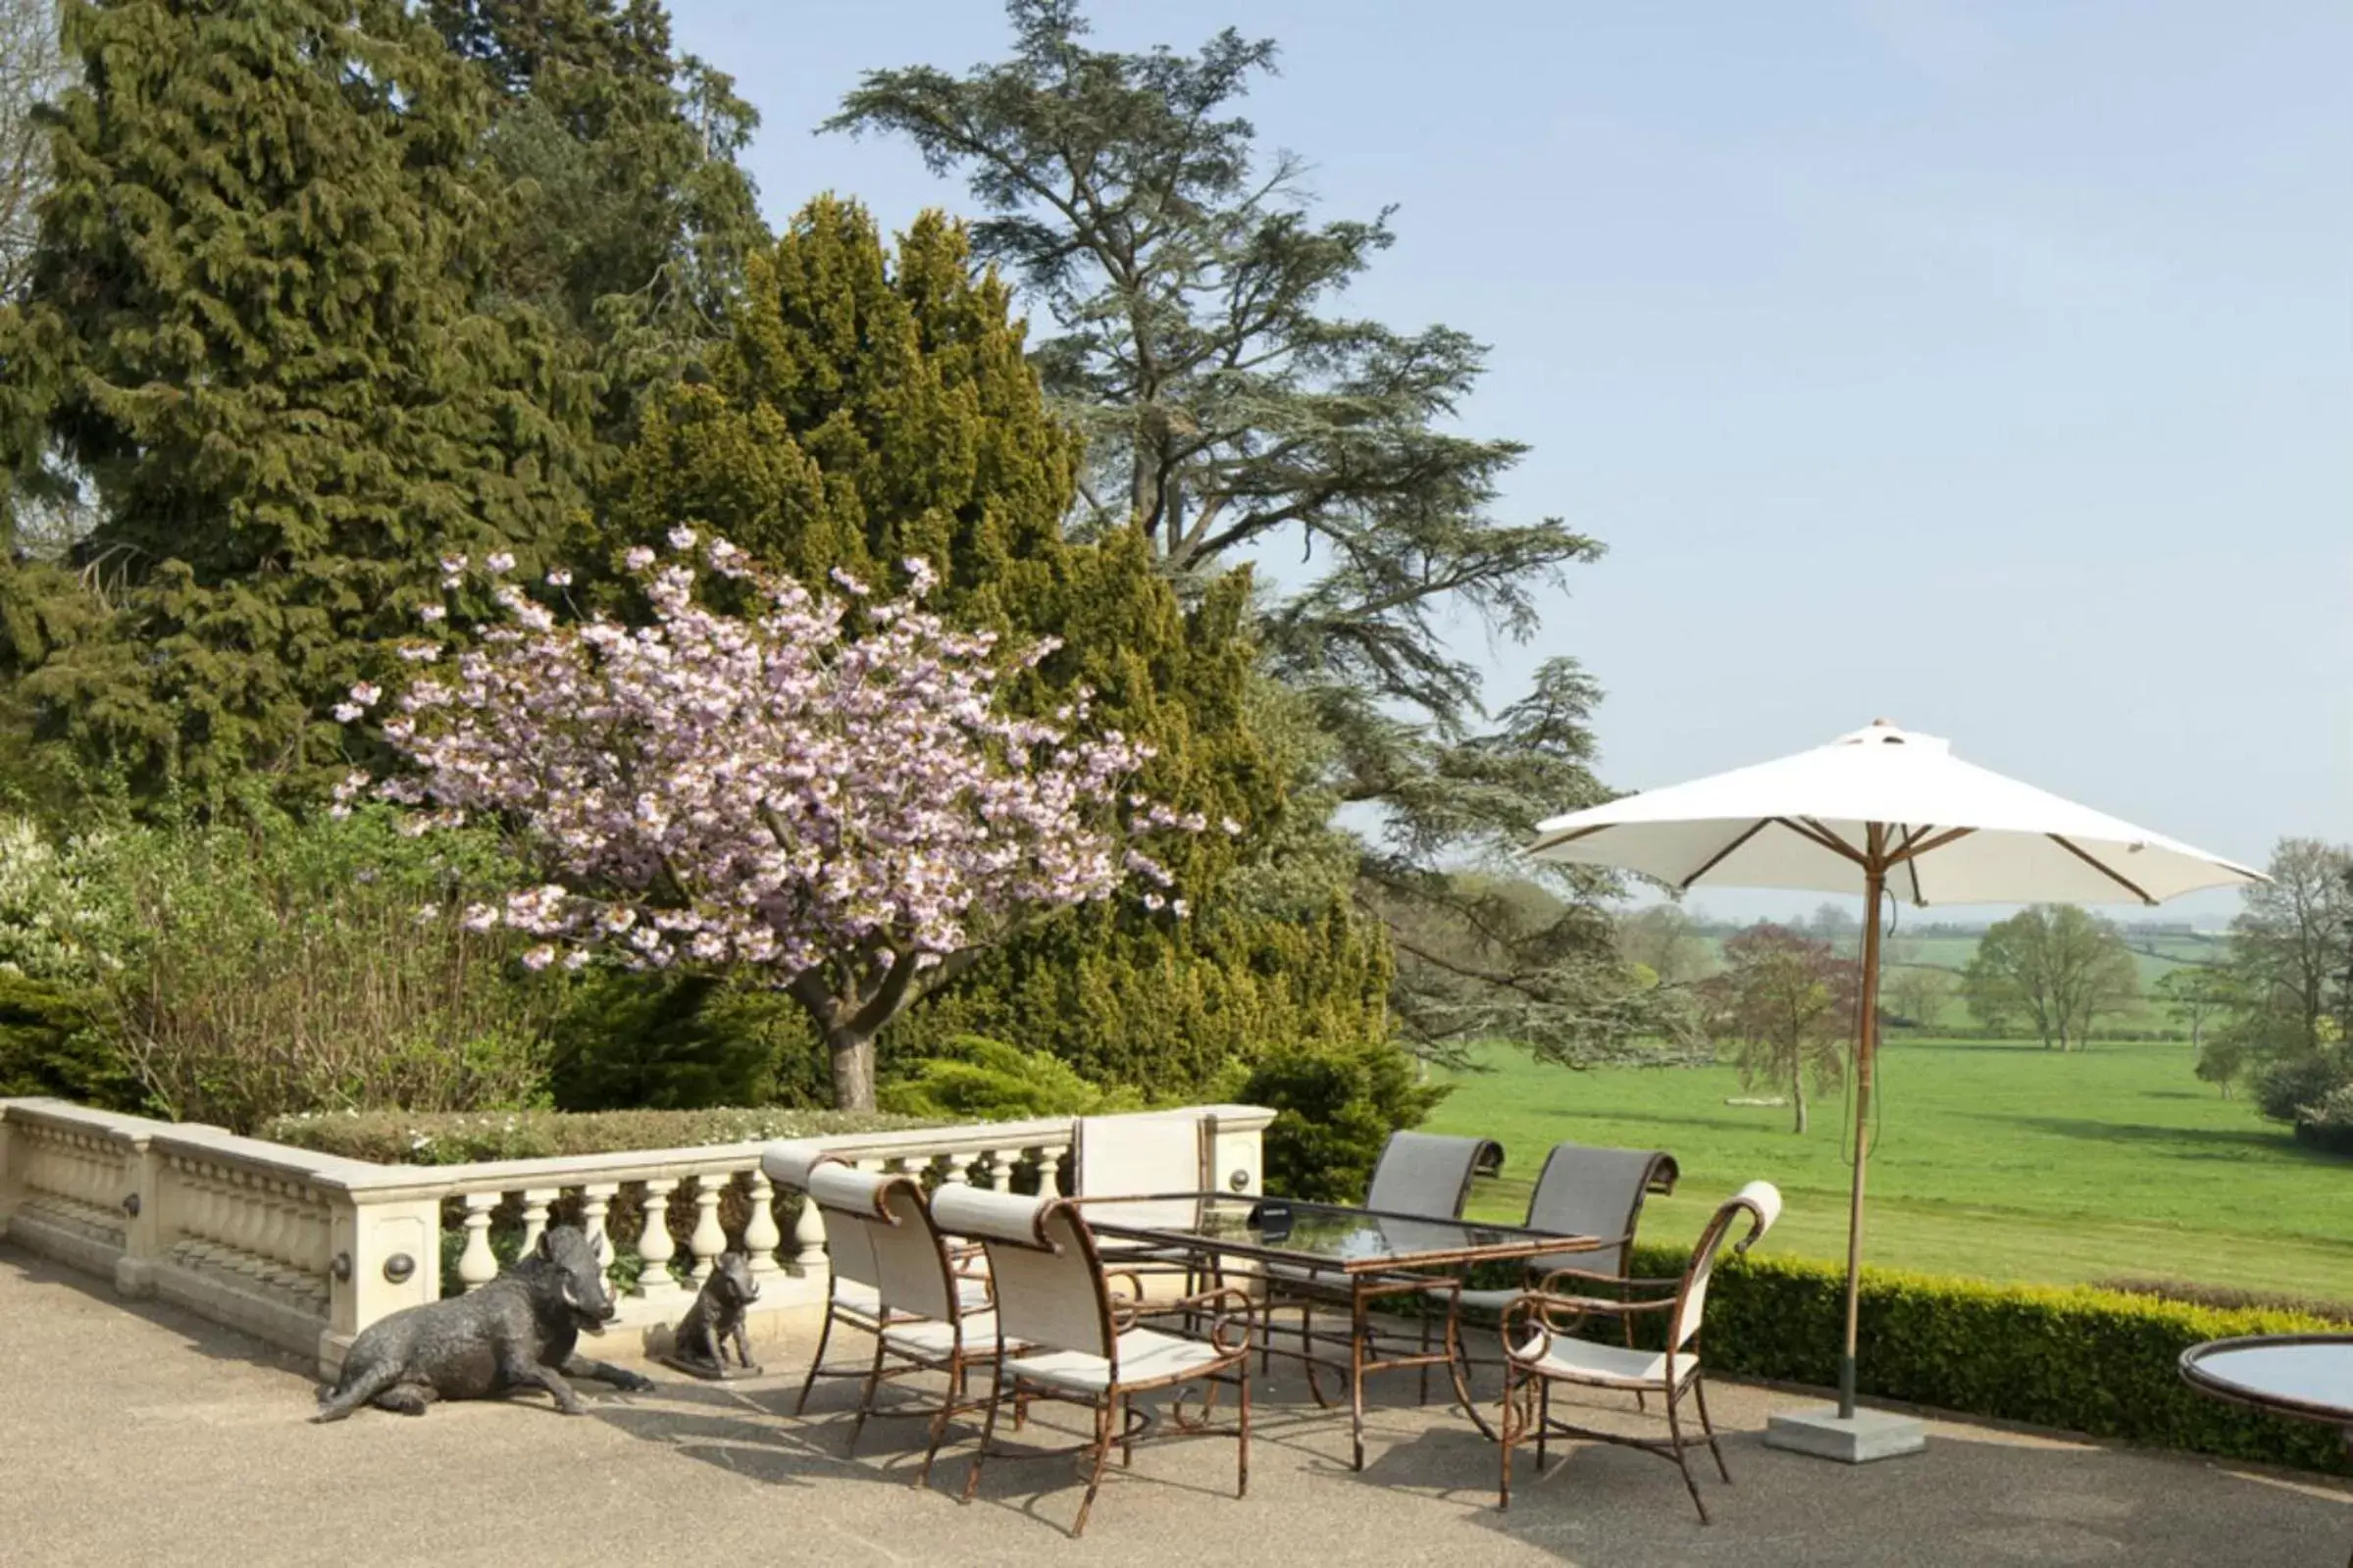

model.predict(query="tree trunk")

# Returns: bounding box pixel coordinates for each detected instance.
[1792,1068,1808,1135]
[827,1028,876,1113]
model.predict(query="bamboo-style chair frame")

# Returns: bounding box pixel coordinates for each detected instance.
[1497,1182,1780,1524]
[937,1185,1255,1540]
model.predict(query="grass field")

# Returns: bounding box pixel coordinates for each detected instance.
[1424,1035,2353,1303]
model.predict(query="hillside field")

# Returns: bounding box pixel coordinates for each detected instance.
[1424,1035,2353,1303]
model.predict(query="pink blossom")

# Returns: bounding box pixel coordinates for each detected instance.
[364,533,1204,1042]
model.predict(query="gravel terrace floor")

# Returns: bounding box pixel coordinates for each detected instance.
[3,1246,2349,1567]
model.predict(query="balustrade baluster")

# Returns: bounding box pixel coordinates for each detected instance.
[983,1149,1016,1194]
[1041,1144,1071,1198]
[741,1171,783,1280]
[457,1192,501,1292]
[635,1179,683,1302]
[686,1175,727,1286]
[788,1185,827,1275]
[520,1189,557,1255]
[581,1184,620,1295]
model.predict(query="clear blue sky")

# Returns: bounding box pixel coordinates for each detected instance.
[668,0,2350,924]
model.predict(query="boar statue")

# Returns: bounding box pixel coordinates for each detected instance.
[313,1225,654,1421]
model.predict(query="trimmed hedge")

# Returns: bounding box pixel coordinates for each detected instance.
[262,1106,928,1166]
[1622,1244,2350,1475]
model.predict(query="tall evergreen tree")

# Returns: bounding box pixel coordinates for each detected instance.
[0,0,596,801]
[831,0,1657,1065]
[422,0,766,437]
[608,196,1388,1094]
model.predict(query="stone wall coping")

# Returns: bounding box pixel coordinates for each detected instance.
[1,1097,1277,1203]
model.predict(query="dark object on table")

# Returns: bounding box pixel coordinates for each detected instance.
[312,1226,654,1421]
[656,1251,764,1380]
[1248,1200,1294,1241]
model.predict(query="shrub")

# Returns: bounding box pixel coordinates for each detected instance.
[1233,1037,1449,1203]
[879,1035,1147,1120]
[262,1106,924,1165]
[546,972,806,1112]
[64,804,565,1131]
[0,972,144,1109]
[1617,1246,2350,1474]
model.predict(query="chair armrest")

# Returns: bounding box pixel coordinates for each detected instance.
[1170,1285,1258,1358]
[1500,1289,1670,1367]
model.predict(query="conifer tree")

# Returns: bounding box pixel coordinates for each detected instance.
[609,197,1387,1093]
[0,0,596,799]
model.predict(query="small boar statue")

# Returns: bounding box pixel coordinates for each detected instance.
[656,1252,762,1380]
[313,1225,655,1422]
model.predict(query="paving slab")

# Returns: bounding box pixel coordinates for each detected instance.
[2,1246,2349,1567]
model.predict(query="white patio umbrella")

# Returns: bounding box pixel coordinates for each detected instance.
[1526,719,2262,1446]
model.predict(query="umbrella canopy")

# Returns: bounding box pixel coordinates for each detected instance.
[1529,720,2264,906]
[1526,718,2262,1425]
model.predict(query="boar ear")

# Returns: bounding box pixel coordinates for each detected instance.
[589,1231,609,1263]
[536,1229,555,1261]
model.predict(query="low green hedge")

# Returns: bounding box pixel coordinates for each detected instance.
[262,1106,928,1165]
[1620,1244,2350,1474]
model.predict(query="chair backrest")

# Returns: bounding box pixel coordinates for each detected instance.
[805,1161,893,1295]
[1073,1109,1213,1229]
[865,1172,969,1323]
[1363,1131,1506,1219]
[932,1185,1116,1365]
[1522,1142,1679,1278]
[1667,1182,1781,1350]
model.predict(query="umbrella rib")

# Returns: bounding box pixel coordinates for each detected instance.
[1526,824,1609,856]
[1676,821,1773,890]
[1777,817,1868,865]
[2047,834,2158,905]
[1884,827,1973,868]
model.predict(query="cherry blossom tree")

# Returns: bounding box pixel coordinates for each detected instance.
[340,529,1205,1110]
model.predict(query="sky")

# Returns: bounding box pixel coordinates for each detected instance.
[665,0,2351,926]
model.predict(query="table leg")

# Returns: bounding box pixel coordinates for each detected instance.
[1440,1280,1500,1442]
[1351,1284,1368,1472]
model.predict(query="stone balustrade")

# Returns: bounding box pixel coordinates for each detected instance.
[0,1098,1272,1378]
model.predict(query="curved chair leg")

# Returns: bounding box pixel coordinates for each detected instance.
[917,1355,963,1489]
[1692,1372,1730,1483]
[1498,1364,1522,1511]
[959,1359,1007,1505]
[1071,1398,1116,1539]
[1662,1381,1711,1525]
[1237,1363,1252,1498]
[1536,1379,1551,1472]
[845,1335,889,1455]
[793,1301,839,1415]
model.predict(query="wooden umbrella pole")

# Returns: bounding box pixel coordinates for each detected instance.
[1839,842,1887,1421]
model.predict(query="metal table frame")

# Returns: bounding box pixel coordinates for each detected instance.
[2179,1333,2353,1568]
[1083,1193,1601,1471]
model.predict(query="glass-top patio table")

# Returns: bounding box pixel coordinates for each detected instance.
[1080,1193,1605,1471]
[2180,1334,2353,1568]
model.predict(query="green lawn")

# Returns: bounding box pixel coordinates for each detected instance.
[1424,1036,2353,1303]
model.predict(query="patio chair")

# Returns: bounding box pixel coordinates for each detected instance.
[1497,1181,1782,1524]
[762,1139,989,1417]
[934,1184,1254,1540]
[840,1165,1009,1486]
[1070,1110,1217,1306]
[1364,1131,1509,1219]
[1454,1142,1679,1386]
[1257,1131,1505,1385]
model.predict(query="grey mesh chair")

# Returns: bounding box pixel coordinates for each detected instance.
[934,1185,1253,1540]
[1457,1141,1679,1316]
[1364,1131,1508,1218]
[1498,1182,1782,1523]
[1257,1131,1504,1392]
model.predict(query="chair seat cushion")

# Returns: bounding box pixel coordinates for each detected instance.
[837,1278,991,1320]
[1005,1328,1232,1393]
[881,1311,1001,1358]
[1516,1334,1697,1391]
